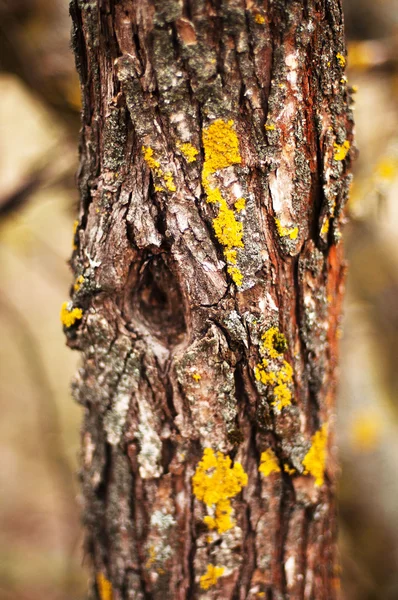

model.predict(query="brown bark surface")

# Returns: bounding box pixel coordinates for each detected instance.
[66,1,354,598]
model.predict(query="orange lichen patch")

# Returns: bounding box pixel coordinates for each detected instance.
[200,564,225,590]
[97,573,113,600]
[73,275,85,292]
[352,413,382,452]
[201,119,245,286]
[302,424,328,487]
[259,449,280,477]
[333,140,350,161]
[193,448,247,534]
[274,217,299,240]
[177,141,199,163]
[60,302,83,328]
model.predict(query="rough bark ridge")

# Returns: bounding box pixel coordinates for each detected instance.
[66,1,353,598]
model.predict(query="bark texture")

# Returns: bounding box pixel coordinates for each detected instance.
[67,1,353,598]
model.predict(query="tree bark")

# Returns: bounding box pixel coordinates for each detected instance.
[66,1,353,598]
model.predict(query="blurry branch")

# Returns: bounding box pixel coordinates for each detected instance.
[340,527,378,597]
[0,292,80,595]
[350,143,398,217]
[0,293,76,498]
[0,0,81,131]
[348,36,398,71]
[0,141,77,220]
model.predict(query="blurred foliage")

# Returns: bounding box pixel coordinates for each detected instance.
[0,1,398,599]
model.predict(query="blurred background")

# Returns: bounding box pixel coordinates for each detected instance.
[0,1,397,598]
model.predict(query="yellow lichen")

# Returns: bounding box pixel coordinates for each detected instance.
[255,360,277,386]
[265,123,275,131]
[227,265,244,287]
[200,564,225,590]
[259,449,281,477]
[273,382,292,410]
[224,249,237,264]
[274,218,299,240]
[302,424,328,487]
[73,275,85,292]
[72,219,79,250]
[142,146,161,171]
[192,448,248,534]
[60,302,83,328]
[336,52,346,67]
[260,327,288,358]
[212,199,244,249]
[177,141,199,163]
[142,146,176,193]
[202,119,241,176]
[164,171,176,192]
[234,197,246,212]
[201,119,245,285]
[204,498,234,534]
[284,464,296,475]
[145,545,156,570]
[333,140,350,161]
[254,13,265,24]
[320,218,330,236]
[255,328,294,411]
[97,573,113,600]
[192,372,201,382]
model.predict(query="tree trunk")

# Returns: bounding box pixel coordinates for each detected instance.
[66,1,353,598]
